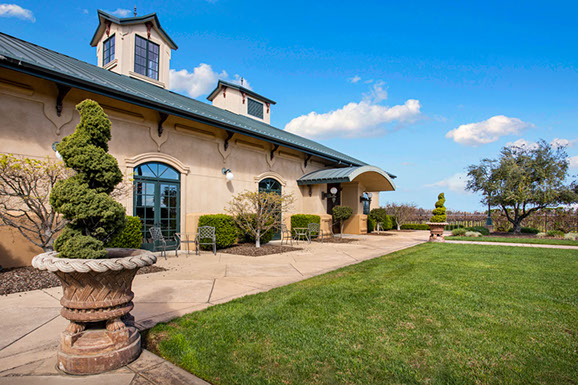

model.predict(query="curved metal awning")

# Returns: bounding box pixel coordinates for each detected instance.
[297,165,396,191]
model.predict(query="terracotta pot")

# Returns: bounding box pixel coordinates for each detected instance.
[32,248,156,375]
[426,222,449,242]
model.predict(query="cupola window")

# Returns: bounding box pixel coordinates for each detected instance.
[134,35,159,80]
[248,98,264,119]
[103,34,115,65]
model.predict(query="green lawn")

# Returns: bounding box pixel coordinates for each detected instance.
[446,236,578,246]
[146,243,578,385]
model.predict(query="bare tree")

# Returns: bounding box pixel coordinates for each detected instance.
[226,191,294,248]
[0,154,70,251]
[384,202,418,230]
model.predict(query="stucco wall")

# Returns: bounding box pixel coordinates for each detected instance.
[0,69,334,267]
[211,87,271,124]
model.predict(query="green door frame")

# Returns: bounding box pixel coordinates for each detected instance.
[258,178,282,240]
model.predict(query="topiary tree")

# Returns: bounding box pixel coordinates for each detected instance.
[50,100,126,259]
[430,193,447,223]
[332,205,353,238]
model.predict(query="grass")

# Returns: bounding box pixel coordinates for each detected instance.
[446,236,578,246]
[146,243,578,385]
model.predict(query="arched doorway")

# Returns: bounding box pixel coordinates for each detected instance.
[258,178,282,240]
[133,162,180,250]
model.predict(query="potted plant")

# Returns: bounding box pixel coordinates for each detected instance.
[426,193,449,242]
[32,100,155,375]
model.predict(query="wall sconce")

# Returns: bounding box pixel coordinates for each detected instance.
[360,192,373,203]
[308,186,312,197]
[221,168,234,181]
[52,142,62,160]
[322,187,339,203]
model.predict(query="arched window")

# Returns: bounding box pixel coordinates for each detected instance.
[133,162,180,250]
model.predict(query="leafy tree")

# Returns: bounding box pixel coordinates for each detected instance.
[332,205,353,237]
[466,140,577,233]
[0,155,70,251]
[226,191,294,248]
[383,202,418,230]
[50,100,126,259]
[430,193,447,223]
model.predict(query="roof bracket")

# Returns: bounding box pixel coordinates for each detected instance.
[224,130,234,151]
[157,112,168,137]
[270,144,279,160]
[304,154,312,168]
[55,84,71,117]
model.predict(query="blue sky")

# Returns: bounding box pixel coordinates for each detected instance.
[2,0,577,211]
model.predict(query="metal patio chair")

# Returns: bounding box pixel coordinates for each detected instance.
[280,223,293,246]
[308,223,324,244]
[174,232,196,257]
[196,226,216,255]
[149,226,168,260]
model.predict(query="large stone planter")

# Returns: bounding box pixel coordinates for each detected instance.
[426,222,449,242]
[32,249,156,375]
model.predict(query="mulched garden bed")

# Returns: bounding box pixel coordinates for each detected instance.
[0,265,167,296]
[488,232,539,238]
[220,244,301,257]
[312,237,358,244]
[367,232,395,237]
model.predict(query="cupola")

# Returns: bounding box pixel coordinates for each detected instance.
[207,80,276,124]
[90,9,178,88]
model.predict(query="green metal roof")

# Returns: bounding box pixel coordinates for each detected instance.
[207,79,276,105]
[298,166,397,187]
[90,10,178,50]
[0,32,371,167]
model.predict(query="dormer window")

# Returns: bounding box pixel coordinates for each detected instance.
[103,34,115,65]
[134,35,159,80]
[247,98,264,119]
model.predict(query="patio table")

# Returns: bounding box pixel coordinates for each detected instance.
[293,227,310,244]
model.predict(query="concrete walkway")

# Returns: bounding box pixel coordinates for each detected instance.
[446,240,578,250]
[0,231,427,384]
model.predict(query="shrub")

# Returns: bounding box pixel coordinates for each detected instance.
[367,217,375,233]
[430,193,447,223]
[400,224,430,230]
[536,232,547,238]
[198,214,238,249]
[452,228,467,236]
[508,227,540,234]
[389,215,398,230]
[369,208,392,230]
[563,233,578,241]
[465,231,482,237]
[333,206,353,235]
[466,226,490,236]
[238,214,275,245]
[291,214,321,235]
[50,100,126,259]
[105,216,142,248]
[547,230,565,238]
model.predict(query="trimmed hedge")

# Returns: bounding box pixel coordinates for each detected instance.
[466,226,490,236]
[367,217,376,233]
[238,214,275,245]
[401,224,430,230]
[291,214,321,233]
[198,214,238,249]
[105,216,142,249]
[508,227,540,234]
[452,228,467,236]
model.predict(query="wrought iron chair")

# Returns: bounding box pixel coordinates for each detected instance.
[280,223,293,246]
[149,226,168,260]
[308,223,324,244]
[174,233,196,257]
[196,226,216,255]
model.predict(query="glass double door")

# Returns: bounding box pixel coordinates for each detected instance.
[258,178,282,240]
[133,162,180,250]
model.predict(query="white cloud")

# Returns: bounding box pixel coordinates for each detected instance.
[551,138,576,148]
[569,156,578,169]
[0,4,35,22]
[110,8,132,17]
[348,75,361,83]
[507,138,539,150]
[446,115,533,146]
[363,81,388,103]
[170,64,227,98]
[426,172,470,194]
[230,74,252,90]
[285,98,421,139]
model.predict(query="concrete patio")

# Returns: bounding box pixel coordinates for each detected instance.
[0,231,427,384]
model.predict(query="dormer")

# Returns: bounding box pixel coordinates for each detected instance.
[207,80,276,124]
[90,10,178,88]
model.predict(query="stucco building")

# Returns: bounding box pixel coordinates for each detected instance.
[0,10,396,267]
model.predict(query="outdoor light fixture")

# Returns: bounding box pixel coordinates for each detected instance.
[360,192,373,203]
[221,168,234,181]
[52,142,62,160]
[322,187,340,203]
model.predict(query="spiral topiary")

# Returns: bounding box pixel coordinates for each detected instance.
[50,100,126,259]
[430,192,447,223]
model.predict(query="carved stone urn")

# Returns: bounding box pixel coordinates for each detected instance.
[32,248,156,375]
[426,222,449,242]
